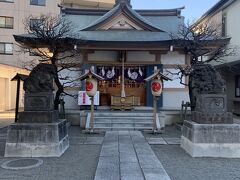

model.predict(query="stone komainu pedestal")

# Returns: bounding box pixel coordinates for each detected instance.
[4,92,69,157]
[192,94,233,124]
[181,94,240,158]
[181,120,240,158]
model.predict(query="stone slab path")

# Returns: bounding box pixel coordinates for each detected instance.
[94,131,171,180]
[146,137,181,145]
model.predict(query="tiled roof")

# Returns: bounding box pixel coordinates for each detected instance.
[81,3,164,32]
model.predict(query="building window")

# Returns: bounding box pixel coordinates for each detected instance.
[0,42,13,54]
[236,76,240,97]
[0,0,14,2]
[222,14,227,37]
[0,16,14,29]
[30,0,46,6]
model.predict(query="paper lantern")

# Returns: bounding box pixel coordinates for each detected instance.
[151,79,162,96]
[86,78,97,97]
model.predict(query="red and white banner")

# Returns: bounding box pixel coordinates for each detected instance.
[78,91,100,105]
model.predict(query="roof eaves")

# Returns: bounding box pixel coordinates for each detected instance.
[136,6,185,17]
[61,5,184,17]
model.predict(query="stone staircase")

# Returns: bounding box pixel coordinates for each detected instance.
[85,112,162,131]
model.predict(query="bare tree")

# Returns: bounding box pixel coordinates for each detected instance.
[169,22,236,110]
[15,15,81,110]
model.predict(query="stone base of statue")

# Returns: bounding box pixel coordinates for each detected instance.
[4,92,69,157]
[191,111,233,124]
[192,94,233,124]
[5,119,69,157]
[181,120,240,158]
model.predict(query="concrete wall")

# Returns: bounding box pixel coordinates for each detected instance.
[203,0,240,64]
[161,51,185,65]
[88,51,156,63]
[219,69,236,112]
[88,51,118,62]
[0,64,29,111]
[127,51,155,63]
[162,91,189,109]
[222,0,240,63]
[206,1,240,113]
[161,52,190,109]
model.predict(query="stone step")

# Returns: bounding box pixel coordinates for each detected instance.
[93,127,153,131]
[94,116,154,119]
[94,123,153,128]
[85,112,162,131]
[94,121,153,124]
[93,112,156,117]
[94,119,153,123]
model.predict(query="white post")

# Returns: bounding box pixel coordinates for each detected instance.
[90,96,94,131]
[153,96,157,133]
[121,52,126,98]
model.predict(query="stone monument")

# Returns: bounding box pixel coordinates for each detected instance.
[181,64,240,158]
[5,63,69,157]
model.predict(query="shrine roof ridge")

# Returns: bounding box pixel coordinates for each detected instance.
[81,3,164,32]
[61,6,184,17]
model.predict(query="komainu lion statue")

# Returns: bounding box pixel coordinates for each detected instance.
[189,63,226,110]
[24,63,56,93]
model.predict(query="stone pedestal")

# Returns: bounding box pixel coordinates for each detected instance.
[4,92,69,157]
[192,111,233,124]
[5,119,69,157]
[24,92,54,111]
[181,120,240,158]
[192,94,233,124]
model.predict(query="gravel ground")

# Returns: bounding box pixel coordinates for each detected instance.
[149,126,240,180]
[0,127,102,180]
[1,125,240,180]
[152,145,240,180]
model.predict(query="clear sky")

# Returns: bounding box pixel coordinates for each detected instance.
[131,0,220,22]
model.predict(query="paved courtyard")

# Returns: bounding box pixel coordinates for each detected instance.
[1,113,240,179]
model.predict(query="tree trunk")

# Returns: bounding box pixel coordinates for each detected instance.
[51,57,64,110]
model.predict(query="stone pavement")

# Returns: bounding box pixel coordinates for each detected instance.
[1,126,240,180]
[0,111,15,128]
[94,131,171,180]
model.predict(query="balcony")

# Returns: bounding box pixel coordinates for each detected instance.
[61,0,115,8]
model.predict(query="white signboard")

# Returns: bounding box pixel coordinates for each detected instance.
[78,91,100,106]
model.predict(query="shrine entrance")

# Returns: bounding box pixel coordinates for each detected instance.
[97,65,146,107]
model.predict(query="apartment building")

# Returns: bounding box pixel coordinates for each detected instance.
[194,0,240,114]
[63,0,114,9]
[0,0,115,111]
[0,0,61,111]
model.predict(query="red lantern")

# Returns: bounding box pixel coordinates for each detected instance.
[86,81,93,91]
[152,82,161,92]
[151,79,162,96]
[86,78,97,97]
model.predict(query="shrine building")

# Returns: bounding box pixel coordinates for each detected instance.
[15,0,190,125]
